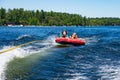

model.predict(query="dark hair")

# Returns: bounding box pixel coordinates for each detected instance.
[62,30,67,35]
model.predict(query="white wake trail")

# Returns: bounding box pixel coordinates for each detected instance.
[0,35,57,80]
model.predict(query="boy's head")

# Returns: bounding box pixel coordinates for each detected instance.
[62,30,67,35]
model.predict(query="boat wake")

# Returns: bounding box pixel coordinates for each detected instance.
[0,35,57,80]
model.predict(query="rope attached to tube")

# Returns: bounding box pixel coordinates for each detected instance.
[0,40,39,54]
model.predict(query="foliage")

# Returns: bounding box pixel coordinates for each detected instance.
[0,8,120,26]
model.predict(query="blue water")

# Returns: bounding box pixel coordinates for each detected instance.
[0,26,120,80]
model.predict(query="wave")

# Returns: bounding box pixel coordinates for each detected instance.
[0,35,57,80]
[65,73,89,80]
[98,65,120,80]
[16,34,31,40]
[0,46,31,80]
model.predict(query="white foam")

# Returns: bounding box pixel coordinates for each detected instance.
[0,35,57,80]
[65,73,89,80]
[0,46,31,80]
[0,42,55,79]
[98,65,120,80]
[43,35,58,46]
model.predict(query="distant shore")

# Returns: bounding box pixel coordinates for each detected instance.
[0,25,120,28]
[0,8,120,26]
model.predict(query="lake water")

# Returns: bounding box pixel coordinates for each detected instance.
[0,26,120,80]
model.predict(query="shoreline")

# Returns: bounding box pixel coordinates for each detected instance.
[0,25,120,27]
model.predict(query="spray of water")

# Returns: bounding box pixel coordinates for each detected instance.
[0,35,57,80]
[43,35,58,45]
[83,36,99,45]
[0,46,31,80]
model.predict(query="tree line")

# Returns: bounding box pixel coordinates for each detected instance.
[0,8,120,26]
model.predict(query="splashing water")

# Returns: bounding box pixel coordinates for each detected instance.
[0,46,31,80]
[83,36,99,45]
[0,35,57,80]
[0,26,120,80]
[43,35,58,46]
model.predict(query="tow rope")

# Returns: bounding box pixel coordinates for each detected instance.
[0,40,39,54]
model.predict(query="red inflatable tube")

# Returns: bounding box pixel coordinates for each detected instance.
[55,38,85,46]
